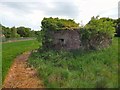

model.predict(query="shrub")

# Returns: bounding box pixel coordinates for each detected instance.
[80,16,116,50]
[84,16,116,38]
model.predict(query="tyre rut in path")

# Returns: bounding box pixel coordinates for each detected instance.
[3,51,44,88]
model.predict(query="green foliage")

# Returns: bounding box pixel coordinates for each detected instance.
[84,16,116,38]
[2,40,39,82]
[79,16,116,50]
[41,17,79,31]
[2,25,20,38]
[11,27,20,38]
[115,18,120,37]
[38,17,116,51]
[34,31,43,48]
[29,30,35,37]
[28,37,118,88]
[17,26,31,37]
[1,25,36,38]
[2,26,11,38]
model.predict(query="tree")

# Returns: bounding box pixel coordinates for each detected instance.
[2,25,11,38]
[11,26,20,38]
[17,27,31,37]
[29,30,36,37]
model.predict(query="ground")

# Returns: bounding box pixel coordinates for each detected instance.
[2,37,119,88]
[3,52,44,88]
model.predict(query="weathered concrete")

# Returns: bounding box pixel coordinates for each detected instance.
[51,30,81,50]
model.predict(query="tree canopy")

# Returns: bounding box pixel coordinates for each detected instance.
[17,27,31,37]
[1,25,38,38]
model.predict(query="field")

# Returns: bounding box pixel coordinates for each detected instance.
[28,37,119,88]
[2,40,39,82]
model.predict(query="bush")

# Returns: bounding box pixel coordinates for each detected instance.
[84,16,116,37]
[80,16,116,50]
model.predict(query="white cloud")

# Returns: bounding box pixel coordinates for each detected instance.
[0,0,119,30]
[75,0,119,25]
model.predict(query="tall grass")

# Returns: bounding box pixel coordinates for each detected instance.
[28,37,118,88]
[2,40,39,82]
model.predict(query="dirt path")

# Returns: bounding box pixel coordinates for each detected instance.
[3,52,44,88]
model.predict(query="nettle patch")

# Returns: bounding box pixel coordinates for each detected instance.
[37,17,116,51]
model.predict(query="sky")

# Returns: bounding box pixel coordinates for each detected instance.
[0,0,119,30]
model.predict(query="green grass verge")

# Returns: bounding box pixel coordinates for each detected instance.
[28,37,119,88]
[2,40,39,82]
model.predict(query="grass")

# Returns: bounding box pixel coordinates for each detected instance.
[2,40,39,82]
[28,37,119,88]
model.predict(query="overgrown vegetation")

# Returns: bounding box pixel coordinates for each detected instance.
[28,37,118,88]
[40,17,80,50]
[80,16,116,50]
[2,40,39,82]
[115,18,120,37]
[84,16,116,38]
[28,16,119,88]
[38,16,116,51]
[41,17,79,31]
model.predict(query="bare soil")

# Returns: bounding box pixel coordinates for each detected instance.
[3,52,44,88]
